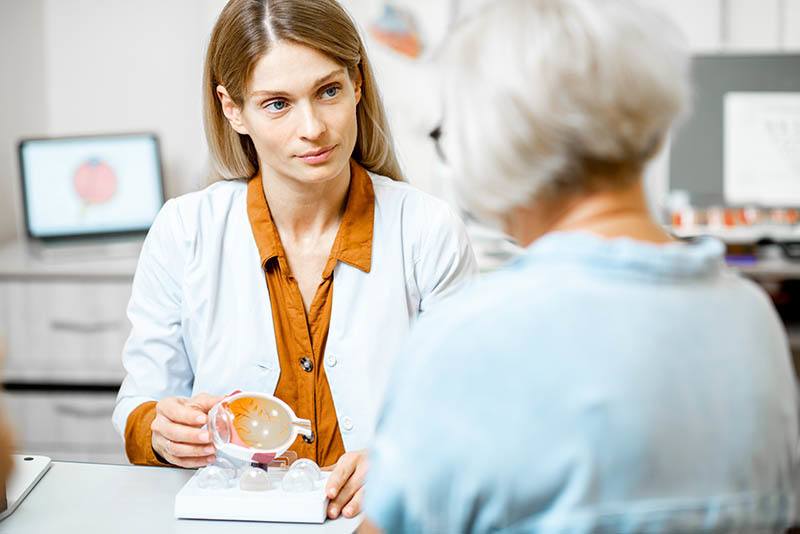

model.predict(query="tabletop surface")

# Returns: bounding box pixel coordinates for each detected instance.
[0,461,363,534]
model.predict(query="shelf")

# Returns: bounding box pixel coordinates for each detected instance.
[731,259,800,280]
[672,226,800,245]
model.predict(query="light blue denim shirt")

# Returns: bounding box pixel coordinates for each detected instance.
[366,232,800,533]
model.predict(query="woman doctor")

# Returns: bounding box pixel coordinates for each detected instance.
[112,0,475,519]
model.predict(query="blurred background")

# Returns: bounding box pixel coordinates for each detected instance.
[0,0,798,464]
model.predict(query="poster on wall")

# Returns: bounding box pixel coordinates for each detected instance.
[724,92,800,206]
[336,0,461,201]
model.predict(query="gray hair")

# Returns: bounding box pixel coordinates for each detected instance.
[440,0,691,218]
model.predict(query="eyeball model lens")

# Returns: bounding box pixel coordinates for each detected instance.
[281,468,315,492]
[289,458,322,481]
[210,457,237,480]
[197,465,233,490]
[239,466,270,491]
[210,406,232,446]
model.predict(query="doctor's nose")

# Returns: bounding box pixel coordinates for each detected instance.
[298,104,327,141]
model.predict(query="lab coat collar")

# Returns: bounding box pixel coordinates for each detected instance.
[245,159,375,275]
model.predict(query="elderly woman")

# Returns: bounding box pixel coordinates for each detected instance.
[363,0,800,532]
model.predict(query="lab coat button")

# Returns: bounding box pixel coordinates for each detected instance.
[341,417,354,432]
[299,357,313,373]
[325,354,337,367]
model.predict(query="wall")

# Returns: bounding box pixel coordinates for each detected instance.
[0,0,219,243]
[0,1,47,242]
[0,0,799,244]
[41,0,211,197]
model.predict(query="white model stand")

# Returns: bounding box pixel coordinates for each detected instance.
[0,455,51,521]
[174,469,330,523]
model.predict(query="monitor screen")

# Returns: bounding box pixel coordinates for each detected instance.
[18,133,165,240]
[670,54,800,207]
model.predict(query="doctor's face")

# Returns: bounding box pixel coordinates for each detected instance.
[219,40,361,187]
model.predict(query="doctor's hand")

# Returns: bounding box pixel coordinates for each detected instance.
[324,450,368,519]
[151,393,223,468]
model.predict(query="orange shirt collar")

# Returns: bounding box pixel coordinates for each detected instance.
[246,159,375,275]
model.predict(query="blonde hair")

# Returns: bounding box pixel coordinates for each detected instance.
[203,0,404,182]
[441,0,690,218]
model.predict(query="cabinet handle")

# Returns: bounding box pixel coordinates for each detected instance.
[49,320,123,334]
[54,404,113,419]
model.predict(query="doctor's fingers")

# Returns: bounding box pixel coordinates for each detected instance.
[327,474,366,519]
[187,393,223,412]
[340,487,364,518]
[327,459,368,518]
[167,455,216,469]
[156,436,216,459]
[156,396,210,426]
[326,451,366,495]
[151,413,212,445]
[152,434,215,468]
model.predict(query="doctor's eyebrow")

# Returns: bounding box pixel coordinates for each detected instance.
[249,68,347,99]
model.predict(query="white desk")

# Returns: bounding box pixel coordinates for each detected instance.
[0,461,363,533]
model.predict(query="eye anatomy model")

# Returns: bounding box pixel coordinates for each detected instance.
[209,392,313,464]
[73,158,118,209]
[175,392,330,522]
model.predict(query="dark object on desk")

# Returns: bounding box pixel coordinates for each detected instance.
[779,242,800,261]
[754,239,800,261]
[725,254,758,266]
[724,242,759,266]
[769,280,800,324]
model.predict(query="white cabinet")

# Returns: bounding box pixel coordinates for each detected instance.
[0,281,130,383]
[0,241,138,464]
[2,390,126,464]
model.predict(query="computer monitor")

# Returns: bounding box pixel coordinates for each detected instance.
[18,132,165,241]
[669,54,800,207]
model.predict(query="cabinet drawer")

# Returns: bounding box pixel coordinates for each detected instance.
[3,391,121,449]
[0,281,131,381]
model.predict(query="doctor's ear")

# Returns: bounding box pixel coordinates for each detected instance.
[217,85,248,135]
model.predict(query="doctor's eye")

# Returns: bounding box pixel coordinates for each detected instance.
[264,100,289,113]
[320,85,341,100]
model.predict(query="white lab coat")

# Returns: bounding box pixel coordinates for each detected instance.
[112,172,477,452]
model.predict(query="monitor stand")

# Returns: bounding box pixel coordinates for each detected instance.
[0,455,51,521]
[25,236,144,263]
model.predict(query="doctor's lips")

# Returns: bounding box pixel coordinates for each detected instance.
[296,145,336,164]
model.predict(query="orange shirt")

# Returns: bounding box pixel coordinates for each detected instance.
[123,161,374,468]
